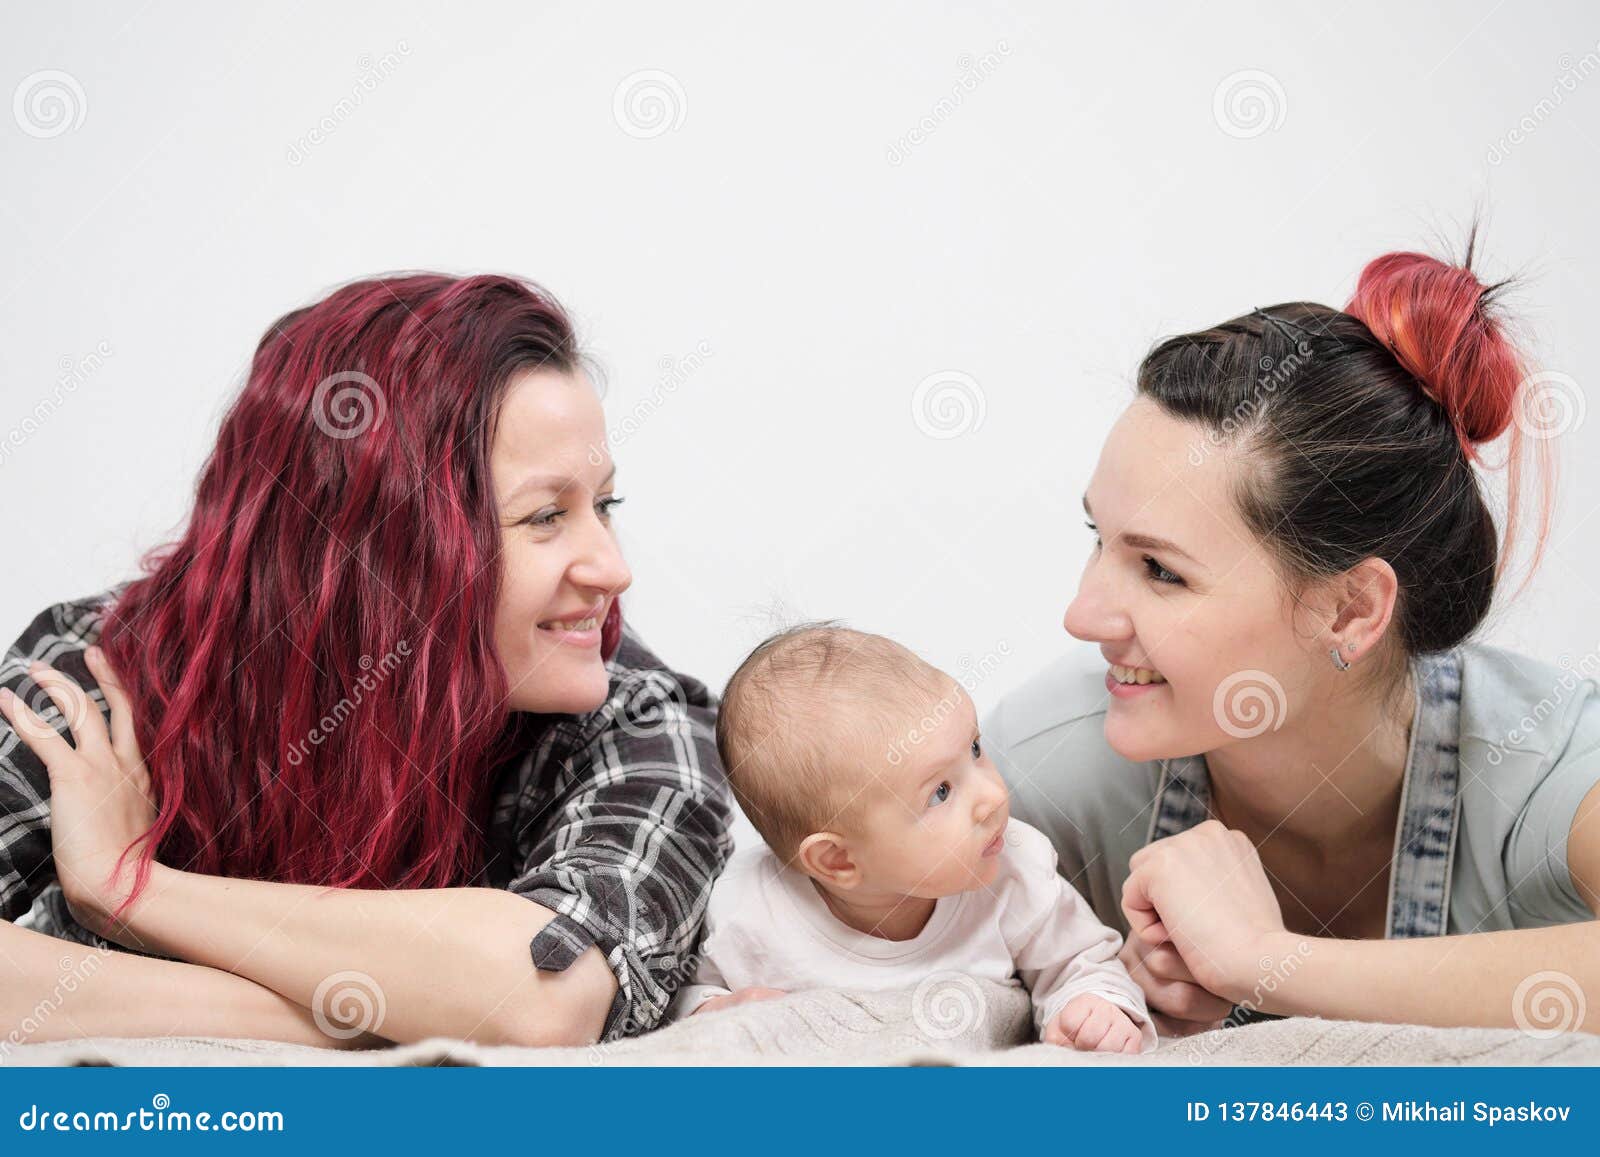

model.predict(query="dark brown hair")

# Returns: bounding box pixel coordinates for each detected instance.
[1136,241,1555,689]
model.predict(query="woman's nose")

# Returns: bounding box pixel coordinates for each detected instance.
[572,518,633,598]
[1062,563,1130,643]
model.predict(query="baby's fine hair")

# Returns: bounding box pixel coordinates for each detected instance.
[715,622,951,861]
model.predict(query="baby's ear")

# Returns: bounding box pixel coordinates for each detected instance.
[796,831,859,888]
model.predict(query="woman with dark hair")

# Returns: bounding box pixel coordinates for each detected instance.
[986,243,1599,1035]
[0,273,732,1048]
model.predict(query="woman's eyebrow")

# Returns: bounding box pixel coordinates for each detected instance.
[1082,494,1200,565]
[509,465,617,501]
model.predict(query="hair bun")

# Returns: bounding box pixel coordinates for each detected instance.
[1345,250,1523,452]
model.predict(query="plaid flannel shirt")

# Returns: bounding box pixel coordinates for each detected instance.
[1,588,734,1041]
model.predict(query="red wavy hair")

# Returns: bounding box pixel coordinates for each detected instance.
[101,273,621,909]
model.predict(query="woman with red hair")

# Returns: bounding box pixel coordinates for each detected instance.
[0,273,732,1048]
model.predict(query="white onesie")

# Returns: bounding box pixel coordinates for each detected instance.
[670,817,1158,1049]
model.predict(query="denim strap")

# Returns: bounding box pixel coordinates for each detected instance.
[1145,648,1463,940]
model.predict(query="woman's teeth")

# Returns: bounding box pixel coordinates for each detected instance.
[1110,663,1166,685]
[540,617,599,631]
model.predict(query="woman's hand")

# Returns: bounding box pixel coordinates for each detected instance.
[0,646,157,943]
[1118,927,1233,1036]
[1120,820,1289,1005]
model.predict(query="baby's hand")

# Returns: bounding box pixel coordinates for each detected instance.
[1045,993,1145,1054]
[693,987,788,1015]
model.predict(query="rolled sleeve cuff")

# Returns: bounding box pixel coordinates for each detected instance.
[522,889,661,1042]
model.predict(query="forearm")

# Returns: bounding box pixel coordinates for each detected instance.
[0,920,378,1050]
[121,864,617,1047]
[1249,924,1599,1031]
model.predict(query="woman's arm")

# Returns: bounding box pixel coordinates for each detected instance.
[1254,782,1600,1029]
[118,869,619,1047]
[1242,922,1597,1030]
[1122,805,1600,1033]
[2,655,617,1049]
[0,919,381,1050]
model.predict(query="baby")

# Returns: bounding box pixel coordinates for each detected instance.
[672,624,1156,1054]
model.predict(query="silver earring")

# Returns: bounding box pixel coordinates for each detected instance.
[1330,644,1351,672]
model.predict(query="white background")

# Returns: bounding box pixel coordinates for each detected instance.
[4,1,1598,712]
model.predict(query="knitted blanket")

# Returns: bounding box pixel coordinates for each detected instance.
[7,980,1596,1066]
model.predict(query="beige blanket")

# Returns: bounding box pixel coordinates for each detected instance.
[6,980,1597,1066]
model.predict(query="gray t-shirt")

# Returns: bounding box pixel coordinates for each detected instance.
[982,641,1600,939]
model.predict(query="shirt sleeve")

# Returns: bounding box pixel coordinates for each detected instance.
[666,950,732,1020]
[1,599,109,923]
[502,659,734,1041]
[1001,823,1158,1051]
[1504,693,1600,925]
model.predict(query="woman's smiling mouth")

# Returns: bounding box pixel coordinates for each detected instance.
[1106,662,1166,698]
[538,606,604,647]
[1109,662,1165,685]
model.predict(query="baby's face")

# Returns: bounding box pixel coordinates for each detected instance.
[846,681,1011,898]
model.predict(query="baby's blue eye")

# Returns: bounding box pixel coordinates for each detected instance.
[971,737,982,761]
[928,781,951,808]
